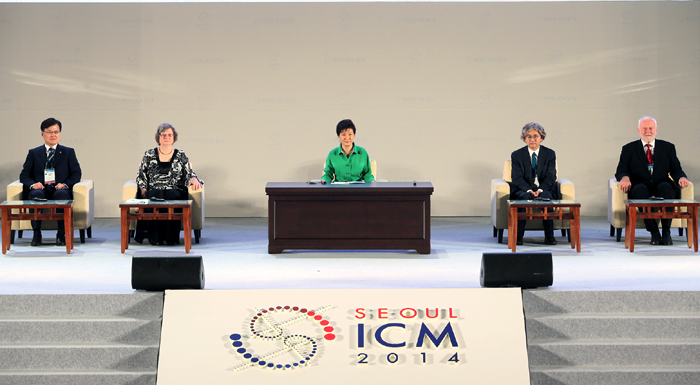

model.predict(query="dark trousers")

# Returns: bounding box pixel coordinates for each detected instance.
[629,182,676,231]
[27,187,72,232]
[513,189,555,240]
[144,189,186,244]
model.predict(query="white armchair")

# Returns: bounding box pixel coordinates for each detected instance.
[608,177,694,242]
[6,179,95,243]
[491,160,575,243]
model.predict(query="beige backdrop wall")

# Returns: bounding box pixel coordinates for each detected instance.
[1,2,698,217]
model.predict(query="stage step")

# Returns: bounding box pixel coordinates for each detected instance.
[0,293,163,385]
[523,291,700,385]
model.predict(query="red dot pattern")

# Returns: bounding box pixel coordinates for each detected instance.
[249,306,336,342]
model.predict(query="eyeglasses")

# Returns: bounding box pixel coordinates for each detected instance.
[160,133,174,138]
[43,130,60,135]
[525,135,541,140]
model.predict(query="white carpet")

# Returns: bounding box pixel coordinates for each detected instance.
[1,217,698,294]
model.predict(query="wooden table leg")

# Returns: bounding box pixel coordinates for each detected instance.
[1,208,8,254]
[64,206,73,254]
[687,209,693,249]
[693,207,699,252]
[183,206,191,254]
[121,206,128,253]
[574,207,581,252]
[625,206,630,249]
[508,206,516,252]
[629,206,636,252]
[70,207,75,250]
[568,208,576,250]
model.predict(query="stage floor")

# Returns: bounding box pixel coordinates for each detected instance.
[1,217,698,294]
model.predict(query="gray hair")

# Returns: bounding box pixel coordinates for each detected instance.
[520,122,546,141]
[155,123,178,144]
[638,116,657,127]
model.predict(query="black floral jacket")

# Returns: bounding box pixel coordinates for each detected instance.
[136,148,199,192]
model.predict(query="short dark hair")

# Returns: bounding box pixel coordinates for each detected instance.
[41,118,62,132]
[155,123,178,145]
[336,119,356,136]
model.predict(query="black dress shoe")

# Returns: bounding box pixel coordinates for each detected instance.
[516,239,523,246]
[544,237,558,245]
[31,232,42,246]
[56,232,66,246]
[661,229,673,245]
[650,230,661,245]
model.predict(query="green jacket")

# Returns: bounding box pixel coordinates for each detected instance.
[322,145,375,183]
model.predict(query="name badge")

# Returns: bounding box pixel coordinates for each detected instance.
[44,168,56,184]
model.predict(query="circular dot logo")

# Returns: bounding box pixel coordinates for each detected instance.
[229,305,335,371]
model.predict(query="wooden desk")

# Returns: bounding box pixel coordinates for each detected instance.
[119,200,192,253]
[1,200,74,254]
[625,199,699,252]
[266,182,433,254]
[507,200,581,253]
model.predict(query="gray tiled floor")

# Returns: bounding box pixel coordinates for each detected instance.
[1,217,698,294]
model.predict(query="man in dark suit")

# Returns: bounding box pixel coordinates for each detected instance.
[511,122,558,246]
[19,118,82,246]
[616,116,690,245]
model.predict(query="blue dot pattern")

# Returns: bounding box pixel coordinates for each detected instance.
[229,306,325,370]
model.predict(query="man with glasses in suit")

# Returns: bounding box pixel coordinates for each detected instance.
[19,118,82,246]
[511,122,558,246]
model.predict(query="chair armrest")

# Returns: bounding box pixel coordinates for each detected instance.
[557,178,575,200]
[188,184,205,229]
[608,178,627,227]
[680,181,694,200]
[72,180,95,228]
[491,178,510,228]
[123,180,138,200]
[7,180,23,201]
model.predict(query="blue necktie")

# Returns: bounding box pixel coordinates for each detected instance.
[46,148,55,168]
[531,152,537,176]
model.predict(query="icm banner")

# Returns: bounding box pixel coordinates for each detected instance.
[157,288,530,384]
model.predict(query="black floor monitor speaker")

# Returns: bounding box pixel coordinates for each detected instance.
[480,252,553,288]
[131,255,205,291]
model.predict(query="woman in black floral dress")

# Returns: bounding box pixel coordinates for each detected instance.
[136,123,203,245]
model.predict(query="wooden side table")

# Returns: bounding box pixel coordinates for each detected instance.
[507,200,581,253]
[1,200,74,254]
[119,200,192,253]
[624,199,699,252]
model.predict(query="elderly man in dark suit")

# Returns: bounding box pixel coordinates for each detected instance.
[19,118,82,246]
[511,122,558,246]
[616,116,691,245]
